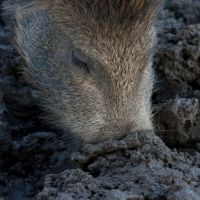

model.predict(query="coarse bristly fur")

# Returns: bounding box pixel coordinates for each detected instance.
[5,0,162,143]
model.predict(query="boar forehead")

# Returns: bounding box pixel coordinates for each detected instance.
[54,0,161,27]
[51,0,160,61]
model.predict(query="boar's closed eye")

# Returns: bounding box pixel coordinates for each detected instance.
[71,50,90,74]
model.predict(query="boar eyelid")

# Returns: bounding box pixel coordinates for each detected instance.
[71,50,90,74]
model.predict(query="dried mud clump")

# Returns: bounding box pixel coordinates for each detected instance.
[154,98,200,146]
[0,0,200,199]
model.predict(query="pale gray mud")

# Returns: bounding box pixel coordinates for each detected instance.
[0,0,200,200]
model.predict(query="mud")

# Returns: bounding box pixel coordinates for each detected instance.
[38,131,200,200]
[0,0,200,199]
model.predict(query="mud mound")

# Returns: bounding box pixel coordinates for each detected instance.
[38,132,200,200]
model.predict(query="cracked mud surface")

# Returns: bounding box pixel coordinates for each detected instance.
[0,0,200,199]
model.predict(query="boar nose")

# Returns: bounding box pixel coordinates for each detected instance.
[122,123,133,134]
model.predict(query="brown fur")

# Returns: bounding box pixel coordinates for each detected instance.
[6,0,161,143]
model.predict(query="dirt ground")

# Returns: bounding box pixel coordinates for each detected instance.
[0,0,200,199]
